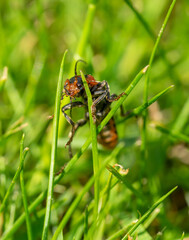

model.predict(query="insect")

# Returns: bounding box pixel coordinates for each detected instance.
[61,60,125,158]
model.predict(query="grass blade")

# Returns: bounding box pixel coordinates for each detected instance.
[19,134,31,240]
[41,50,68,240]
[153,124,189,144]
[118,85,174,124]
[123,0,180,86]
[121,186,177,240]
[0,66,8,92]
[81,71,99,221]
[142,0,177,153]
[0,135,27,213]
[84,206,89,240]
[106,164,143,199]
[98,65,148,132]
[172,96,189,132]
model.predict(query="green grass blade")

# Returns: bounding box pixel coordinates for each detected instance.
[0,66,8,92]
[19,134,32,240]
[23,54,46,113]
[98,65,148,132]
[4,74,25,116]
[181,232,185,240]
[1,192,47,240]
[42,50,68,240]
[142,0,177,153]
[121,186,178,240]
[75,3,96,59]
[81,71,99,221]
[123,0,180,86]
[84,206,89,240]
[0,135,27,213]
[123,0,154,38]
[106,164,143,199]
[172,96,189,132]
[52,144,123,240]
[153,124,189,144]
[118,85,174,124]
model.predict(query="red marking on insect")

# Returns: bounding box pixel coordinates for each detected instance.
[85,74,99,87]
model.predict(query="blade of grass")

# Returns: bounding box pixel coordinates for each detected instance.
[118,85,174,124]
[106,222,133,240]
[141,0,177,154]
[74,3,96,60]
[19,134,32,240]
[152,124,189,144]
[181,232,185,240]
[120,186,178,240]
[81,71,99,221]
[0,123,28,145]
[87,173,113,239]
[123,0,180,87]
[98,65,149,132]
[0,136,27,213]
[1,65,145,239]
[23,53,46,113]
[106,164,143,199]
[0,66,8,92]
[84,206,89,240]
[172,96,189,132]
[4,74,25,116]
[51,143,123,240]
[143,208,160,229]
[41,49,68,240]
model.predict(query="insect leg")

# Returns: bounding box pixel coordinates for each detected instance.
[93,80,125,102]
[62,101,86,157]
[61,101,85,126]
[91,92,107,123]
[67,117,88,158]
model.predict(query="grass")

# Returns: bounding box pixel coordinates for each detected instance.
[42,50,67,240]
[80,71,99,221]
[0,0,189,239]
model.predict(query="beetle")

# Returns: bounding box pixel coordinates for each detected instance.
[61,60,125,158]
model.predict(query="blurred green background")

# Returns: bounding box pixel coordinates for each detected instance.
[0,0,189,239]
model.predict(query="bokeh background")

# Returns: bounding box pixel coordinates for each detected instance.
[0,0,189,239]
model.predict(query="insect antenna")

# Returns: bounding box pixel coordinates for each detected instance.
[74,59,87,76]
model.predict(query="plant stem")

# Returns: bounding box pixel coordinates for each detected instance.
[121,186,177,240]
[42,50,68,240]
[19,135,31,240]
[153,124,189,144]
[118,85,174,124]
[0,136,26,213]
[141,0,177,154]
[81,71,99,221]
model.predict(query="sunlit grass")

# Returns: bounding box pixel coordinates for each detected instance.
[0,0,188,239]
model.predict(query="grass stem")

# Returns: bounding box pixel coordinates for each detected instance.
[41,50,68,240]
[141,0,177,154]
[81,71,99,221]
[19,134,31,240]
